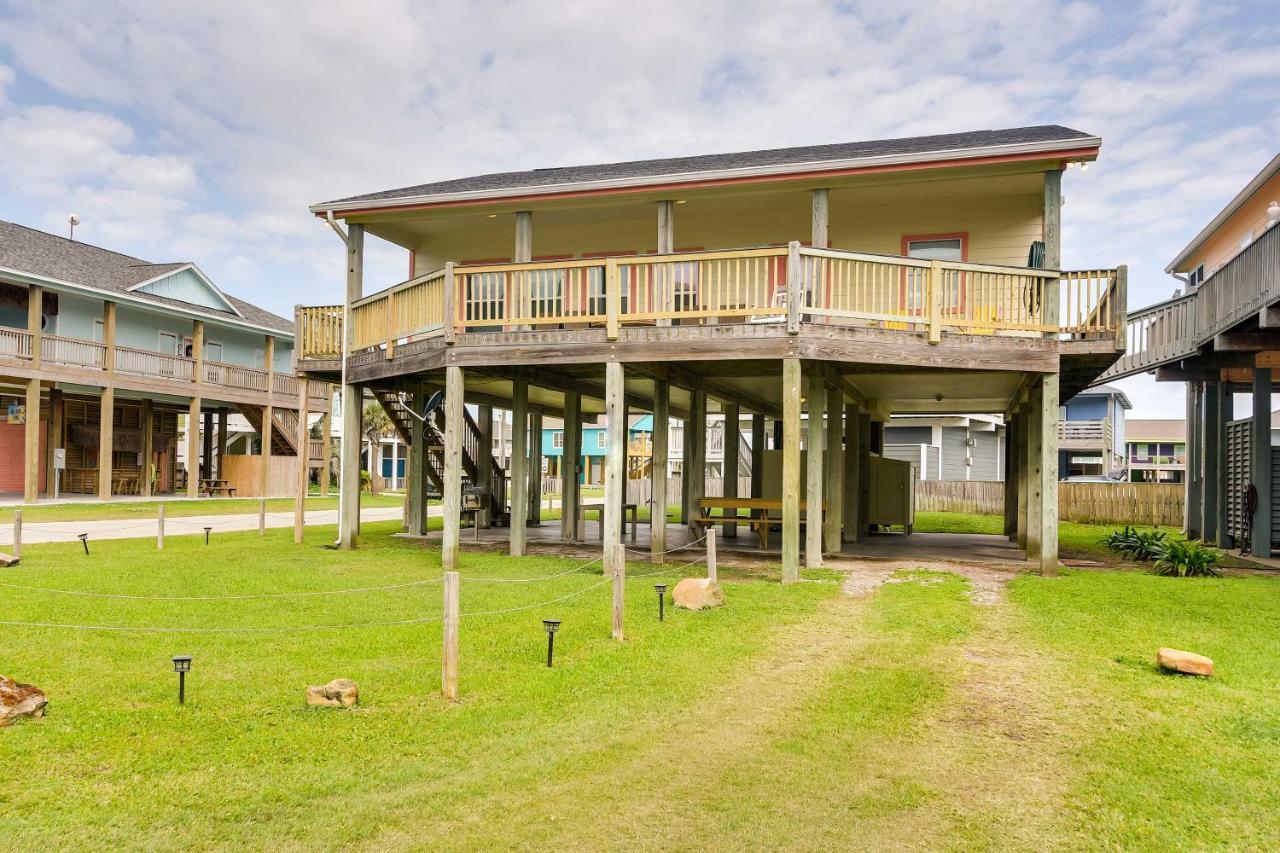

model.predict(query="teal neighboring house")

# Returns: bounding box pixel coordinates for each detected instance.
[542,417,651,484]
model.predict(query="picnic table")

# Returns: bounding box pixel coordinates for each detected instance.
[578,502,639,542]
[199,478,236,497]
[694,497,827,550]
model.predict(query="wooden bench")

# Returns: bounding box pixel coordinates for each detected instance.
[694,497,828,550]
[199,479,237,497]
[578,502,639,542]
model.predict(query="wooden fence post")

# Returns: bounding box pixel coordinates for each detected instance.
[442,570,459,700]
[612,544,625,642]
[706,526,717,583]
[259,498,267,536]
[12,509,20,560]
[157,505,165,550]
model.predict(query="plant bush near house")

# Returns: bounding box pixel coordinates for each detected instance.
[1154,539,1223,578]
[1100,526,1168,562]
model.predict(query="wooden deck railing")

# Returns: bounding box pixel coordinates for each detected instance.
[0,327,32,359]
[44,333,107,368]
[300,243,1124,359]
[1057,418,1112,449]
[1101,224,1280,382]
[115,345,195,380]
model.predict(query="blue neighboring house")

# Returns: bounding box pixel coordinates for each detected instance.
[1059,384,1131,479]
[543,416,650,484]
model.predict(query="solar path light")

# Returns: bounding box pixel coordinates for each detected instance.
[77,533,89,555]
[171,655,192,704]
[204,526,212,545]
[542,619,561,667]
[654,584,667,621]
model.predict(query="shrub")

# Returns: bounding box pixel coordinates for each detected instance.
[1153,539,1223,578]
[359,469,372,493]
[1101,526,1168,562]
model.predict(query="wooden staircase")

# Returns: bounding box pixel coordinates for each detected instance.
[372,389,507,524]
[235,404,300,455]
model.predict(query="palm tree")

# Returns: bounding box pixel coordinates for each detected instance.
[362,402,394,494]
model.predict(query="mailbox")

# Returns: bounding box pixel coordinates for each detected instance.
[461,486,488,512]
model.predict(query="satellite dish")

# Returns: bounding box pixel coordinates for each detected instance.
[422,390,445,419]
[68,213,81,240]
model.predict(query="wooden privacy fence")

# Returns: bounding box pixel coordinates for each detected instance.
[916,480,1185,528]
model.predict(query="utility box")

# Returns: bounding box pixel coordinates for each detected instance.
[868,456,914,533]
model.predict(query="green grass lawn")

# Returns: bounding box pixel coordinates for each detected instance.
[2,519,1278,849]
[0,493,405,524]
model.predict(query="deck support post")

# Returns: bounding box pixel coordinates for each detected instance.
[1037,374,1060,575]
[528,412,543,525]
[604,361,626,577]
[338,383,362,549]
[782,358,802,582]
[202,411,214,481]
[217,407,228,481]
[1201,380,1220,544]
[476,404,493,528]
[811,189,829,249]
[337,224,364,550]
[1016,402,1029,550]
[187,398,203,498]
[857,411,871,534]
[45,389,62,499]
[1251,368,1272,557]
[686,390,706,532]
[442,364,464,571]
[295,374,309,543]
[1026,386,1043,562]
[141,399,154,498]
[1002,415,1016,539]
[319,403,331,495]
[750,413,765,500]
[650,381,670,562]
[723,403,740,538]
[657,201,674,327]
[805,366,825,568]
[259,403,272,499]
[842,403,860,543]
[510,379,529,556]
[561,391,582,541]
[1043,169,1062,333]
[1185,382,1203,539]
[1214,382,1231,548]
[823,384,843,553]
[406,382,426,536]
[23,378,40,504]
[95,388,114,501]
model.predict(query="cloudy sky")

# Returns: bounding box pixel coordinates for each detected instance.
[1,0,1277,417]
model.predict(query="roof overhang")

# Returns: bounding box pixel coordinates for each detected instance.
[311,135,1101,219]
[0,266,292,340]
[1166,152,1280,273]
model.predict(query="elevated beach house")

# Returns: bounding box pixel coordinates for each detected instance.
[1100,151,1279,553]
[296,125,1126,577]
[0,221,330,502]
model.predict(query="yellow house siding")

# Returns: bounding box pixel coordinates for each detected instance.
[408,170,1046,271]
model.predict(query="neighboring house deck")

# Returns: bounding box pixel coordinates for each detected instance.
[297,125,1127,576]
[0,221,331,501]
[1100,151,1280,554]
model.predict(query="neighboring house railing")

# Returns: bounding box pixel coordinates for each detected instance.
[1058,418,1112,449]
[298,244,1123,360]
[1100,223,1280,382]
[0,324,324,407]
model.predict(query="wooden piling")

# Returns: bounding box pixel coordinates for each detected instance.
[442,570,459,700]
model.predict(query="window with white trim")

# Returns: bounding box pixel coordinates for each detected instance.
[552,432,564,449]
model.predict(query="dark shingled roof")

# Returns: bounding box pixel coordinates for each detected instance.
[320,125,1096,208]
[0,220,293,333]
